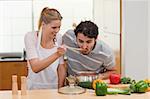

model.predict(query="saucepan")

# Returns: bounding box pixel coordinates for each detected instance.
[75,71,99,89]
[66,71,99,89]
[76,71,99,82]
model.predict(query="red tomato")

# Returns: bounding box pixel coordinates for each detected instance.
[109,73,121,84]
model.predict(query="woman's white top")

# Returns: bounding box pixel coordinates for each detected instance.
[24,31,64,90]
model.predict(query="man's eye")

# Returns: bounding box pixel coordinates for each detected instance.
[79,40,84,43]
[87,41,92,43]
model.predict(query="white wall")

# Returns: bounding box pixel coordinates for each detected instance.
[122,0,149,80]
[148,0,150,78]
[93,0,120,51]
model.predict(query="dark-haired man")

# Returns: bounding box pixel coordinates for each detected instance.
[62,21,116,79]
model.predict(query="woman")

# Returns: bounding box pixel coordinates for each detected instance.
[24,7,66,89]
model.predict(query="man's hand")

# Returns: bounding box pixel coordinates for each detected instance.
[98,66,117,80]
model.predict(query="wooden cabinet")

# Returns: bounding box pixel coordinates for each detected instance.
[0,61,27,90]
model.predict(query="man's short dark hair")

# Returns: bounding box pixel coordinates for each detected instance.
[74,21,99,39]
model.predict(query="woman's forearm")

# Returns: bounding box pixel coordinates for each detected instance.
[29,52,62,73]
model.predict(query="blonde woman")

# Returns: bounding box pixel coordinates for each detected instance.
[24,7,66,89]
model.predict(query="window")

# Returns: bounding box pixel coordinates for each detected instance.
[0,0,93,53]
[0,1,32,53]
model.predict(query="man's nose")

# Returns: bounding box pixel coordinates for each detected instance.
[82,43,88,49]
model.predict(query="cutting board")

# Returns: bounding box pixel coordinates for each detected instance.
[108,84,130,89]
[103,79,130,89]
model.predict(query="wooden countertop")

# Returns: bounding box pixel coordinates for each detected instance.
[0,89,150,99]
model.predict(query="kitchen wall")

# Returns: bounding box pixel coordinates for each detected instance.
[122,0,149,80]
[93,0,120,51]
[94,0,150,80]
[93,0,121,74]
[148,0,150,78]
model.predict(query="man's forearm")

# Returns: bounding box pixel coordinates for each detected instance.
[57,64,67,88]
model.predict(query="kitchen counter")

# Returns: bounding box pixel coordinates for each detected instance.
[0,89,150,99]
[0,52,26,62]
[0,59,26,62]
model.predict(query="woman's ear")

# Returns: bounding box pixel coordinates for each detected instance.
[41,22,46,30]
[42,21,45,26]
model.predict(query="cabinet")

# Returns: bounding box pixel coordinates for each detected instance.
[0,61,27,90]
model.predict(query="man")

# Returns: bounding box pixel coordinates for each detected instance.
[62,21,116,79]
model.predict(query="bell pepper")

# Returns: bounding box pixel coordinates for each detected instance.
[95,82,107,96]
[144,79,150,91]
[92,79,104,90]
[144,79,150,87]
[109,74,121,84]
[130,80,148,93]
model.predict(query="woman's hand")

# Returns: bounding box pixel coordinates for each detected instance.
[57,47,66,56]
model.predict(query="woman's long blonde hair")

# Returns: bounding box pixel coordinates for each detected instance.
[38,7,63,31]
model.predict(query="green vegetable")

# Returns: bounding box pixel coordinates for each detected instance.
[121,77,131,84]
[147,83,150,87]
[130,80,148,93]
[95,82,107,96]
[121,77,136,84]
[107,88,131,95]
[78,81,93,89]
[130,83,137,93]
[107,88,118,95]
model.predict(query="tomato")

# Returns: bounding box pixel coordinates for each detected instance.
[109,74,121,84]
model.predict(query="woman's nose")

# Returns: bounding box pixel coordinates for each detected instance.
[55,28,60,33]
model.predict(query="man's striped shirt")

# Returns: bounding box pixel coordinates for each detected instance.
[62,30,115,76]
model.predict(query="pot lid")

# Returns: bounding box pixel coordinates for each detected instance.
[58,85,86,95]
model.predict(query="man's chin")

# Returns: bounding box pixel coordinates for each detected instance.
[81,51,90,55]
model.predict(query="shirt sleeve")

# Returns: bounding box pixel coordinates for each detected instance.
[104,53,115,70]
[62,30,77,47]
[59,56,64,64]
[56,33,65,64]
[103,48,115,70]
[24,32,38,60]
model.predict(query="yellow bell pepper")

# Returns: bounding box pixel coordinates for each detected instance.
[92,79,103,90]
